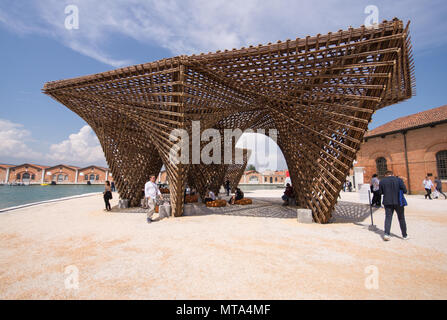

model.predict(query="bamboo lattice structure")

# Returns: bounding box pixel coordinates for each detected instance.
[43,19,415,223]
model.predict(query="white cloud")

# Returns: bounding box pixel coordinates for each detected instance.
[49,125,106,165]
[0,0,446,67]
[237,132,287,171]
[0,119,43,160]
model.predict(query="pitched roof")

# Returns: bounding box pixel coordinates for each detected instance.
[366,105,447,137]
[45,164,79,171]
[78,165,109,171]
[8,163,49,170]
[0,164,16,169]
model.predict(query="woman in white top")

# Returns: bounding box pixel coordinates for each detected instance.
[423,176,434,200]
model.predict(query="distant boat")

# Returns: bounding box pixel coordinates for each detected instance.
[41,183,50,186]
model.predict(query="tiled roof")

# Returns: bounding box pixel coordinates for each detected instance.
[0,164,16,168]
[366,105,447,137]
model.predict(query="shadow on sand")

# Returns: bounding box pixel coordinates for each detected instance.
[330,201,379,224]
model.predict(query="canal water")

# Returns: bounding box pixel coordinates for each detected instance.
[0,185,105,210]
[0,184,284,210]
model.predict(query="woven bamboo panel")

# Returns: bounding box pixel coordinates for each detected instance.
[224,148,251,193]
[43,19,414,223]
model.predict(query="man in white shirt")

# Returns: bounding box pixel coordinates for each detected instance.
[145,174,161,223]
[423,176,434,200]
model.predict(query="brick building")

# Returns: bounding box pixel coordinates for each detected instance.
[239,169,287,184]
[3,163,48,184]
[45,165,80,183]
[0,163,113,184]
[77,166,112,184]
[355,105,447,194]
[0,164,15,183]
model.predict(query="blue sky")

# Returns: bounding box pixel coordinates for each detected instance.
[0,0,446,170]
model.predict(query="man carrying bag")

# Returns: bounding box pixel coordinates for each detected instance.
[379,171,409,241]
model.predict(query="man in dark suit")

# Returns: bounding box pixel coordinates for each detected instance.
[379,170,409,241]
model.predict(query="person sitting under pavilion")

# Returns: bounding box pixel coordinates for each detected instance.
[229,188,244,205]
[203,190,216,204]
[282,183,295,206]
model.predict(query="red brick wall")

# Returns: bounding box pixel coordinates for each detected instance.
[7,165,44,183]
[78,167,109,183]
[45,166,78,183]
[356,123,447,194]
[0,168,6,183]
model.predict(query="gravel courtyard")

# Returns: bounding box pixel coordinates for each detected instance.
[0,189,446,299]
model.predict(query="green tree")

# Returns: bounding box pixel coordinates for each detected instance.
[246,164,256,171]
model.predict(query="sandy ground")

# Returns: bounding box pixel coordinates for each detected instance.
[0,189,446,300]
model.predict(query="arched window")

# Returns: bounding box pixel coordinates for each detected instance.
[22,173,30,180]
[90,174,95,181]
[96,175,100,181]
[16,173,21,180]
[58,174,64,182]
[249,176,258,183]
[436,150,447,179]
[376,157,388,177]
[84,174,88,181]
[31,174,35,180]
[270,177,273,183]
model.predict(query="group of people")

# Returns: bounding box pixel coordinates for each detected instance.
[422,176,446,200]
[202,186,245,205]
[370,174,446,209]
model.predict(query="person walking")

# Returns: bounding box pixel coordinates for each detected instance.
[347,181,353,192]
[423,176,434,200]
[370,174,381,207]
[103,181,113,211]
[111,181,116,192]
[434,176,447,200]
[379,171,409,241]
[144,174,161,223]
[225,180,231,196]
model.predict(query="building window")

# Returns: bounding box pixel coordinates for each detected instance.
[31,174,35,180]
[275,177,278,182]
[53,175,57,181]
[84,174,88,181]
[436,150,447,179]
[249,176,258,183]
[64,175,68,181]
[96,175,99,181]
[376,157,388,177]
[58,174,64,182]
[270,177,273,183]
[16,173,21,180]
[264,177,267,182]
[90,174,95,181]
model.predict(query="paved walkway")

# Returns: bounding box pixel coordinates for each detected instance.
[1,189,446,299]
